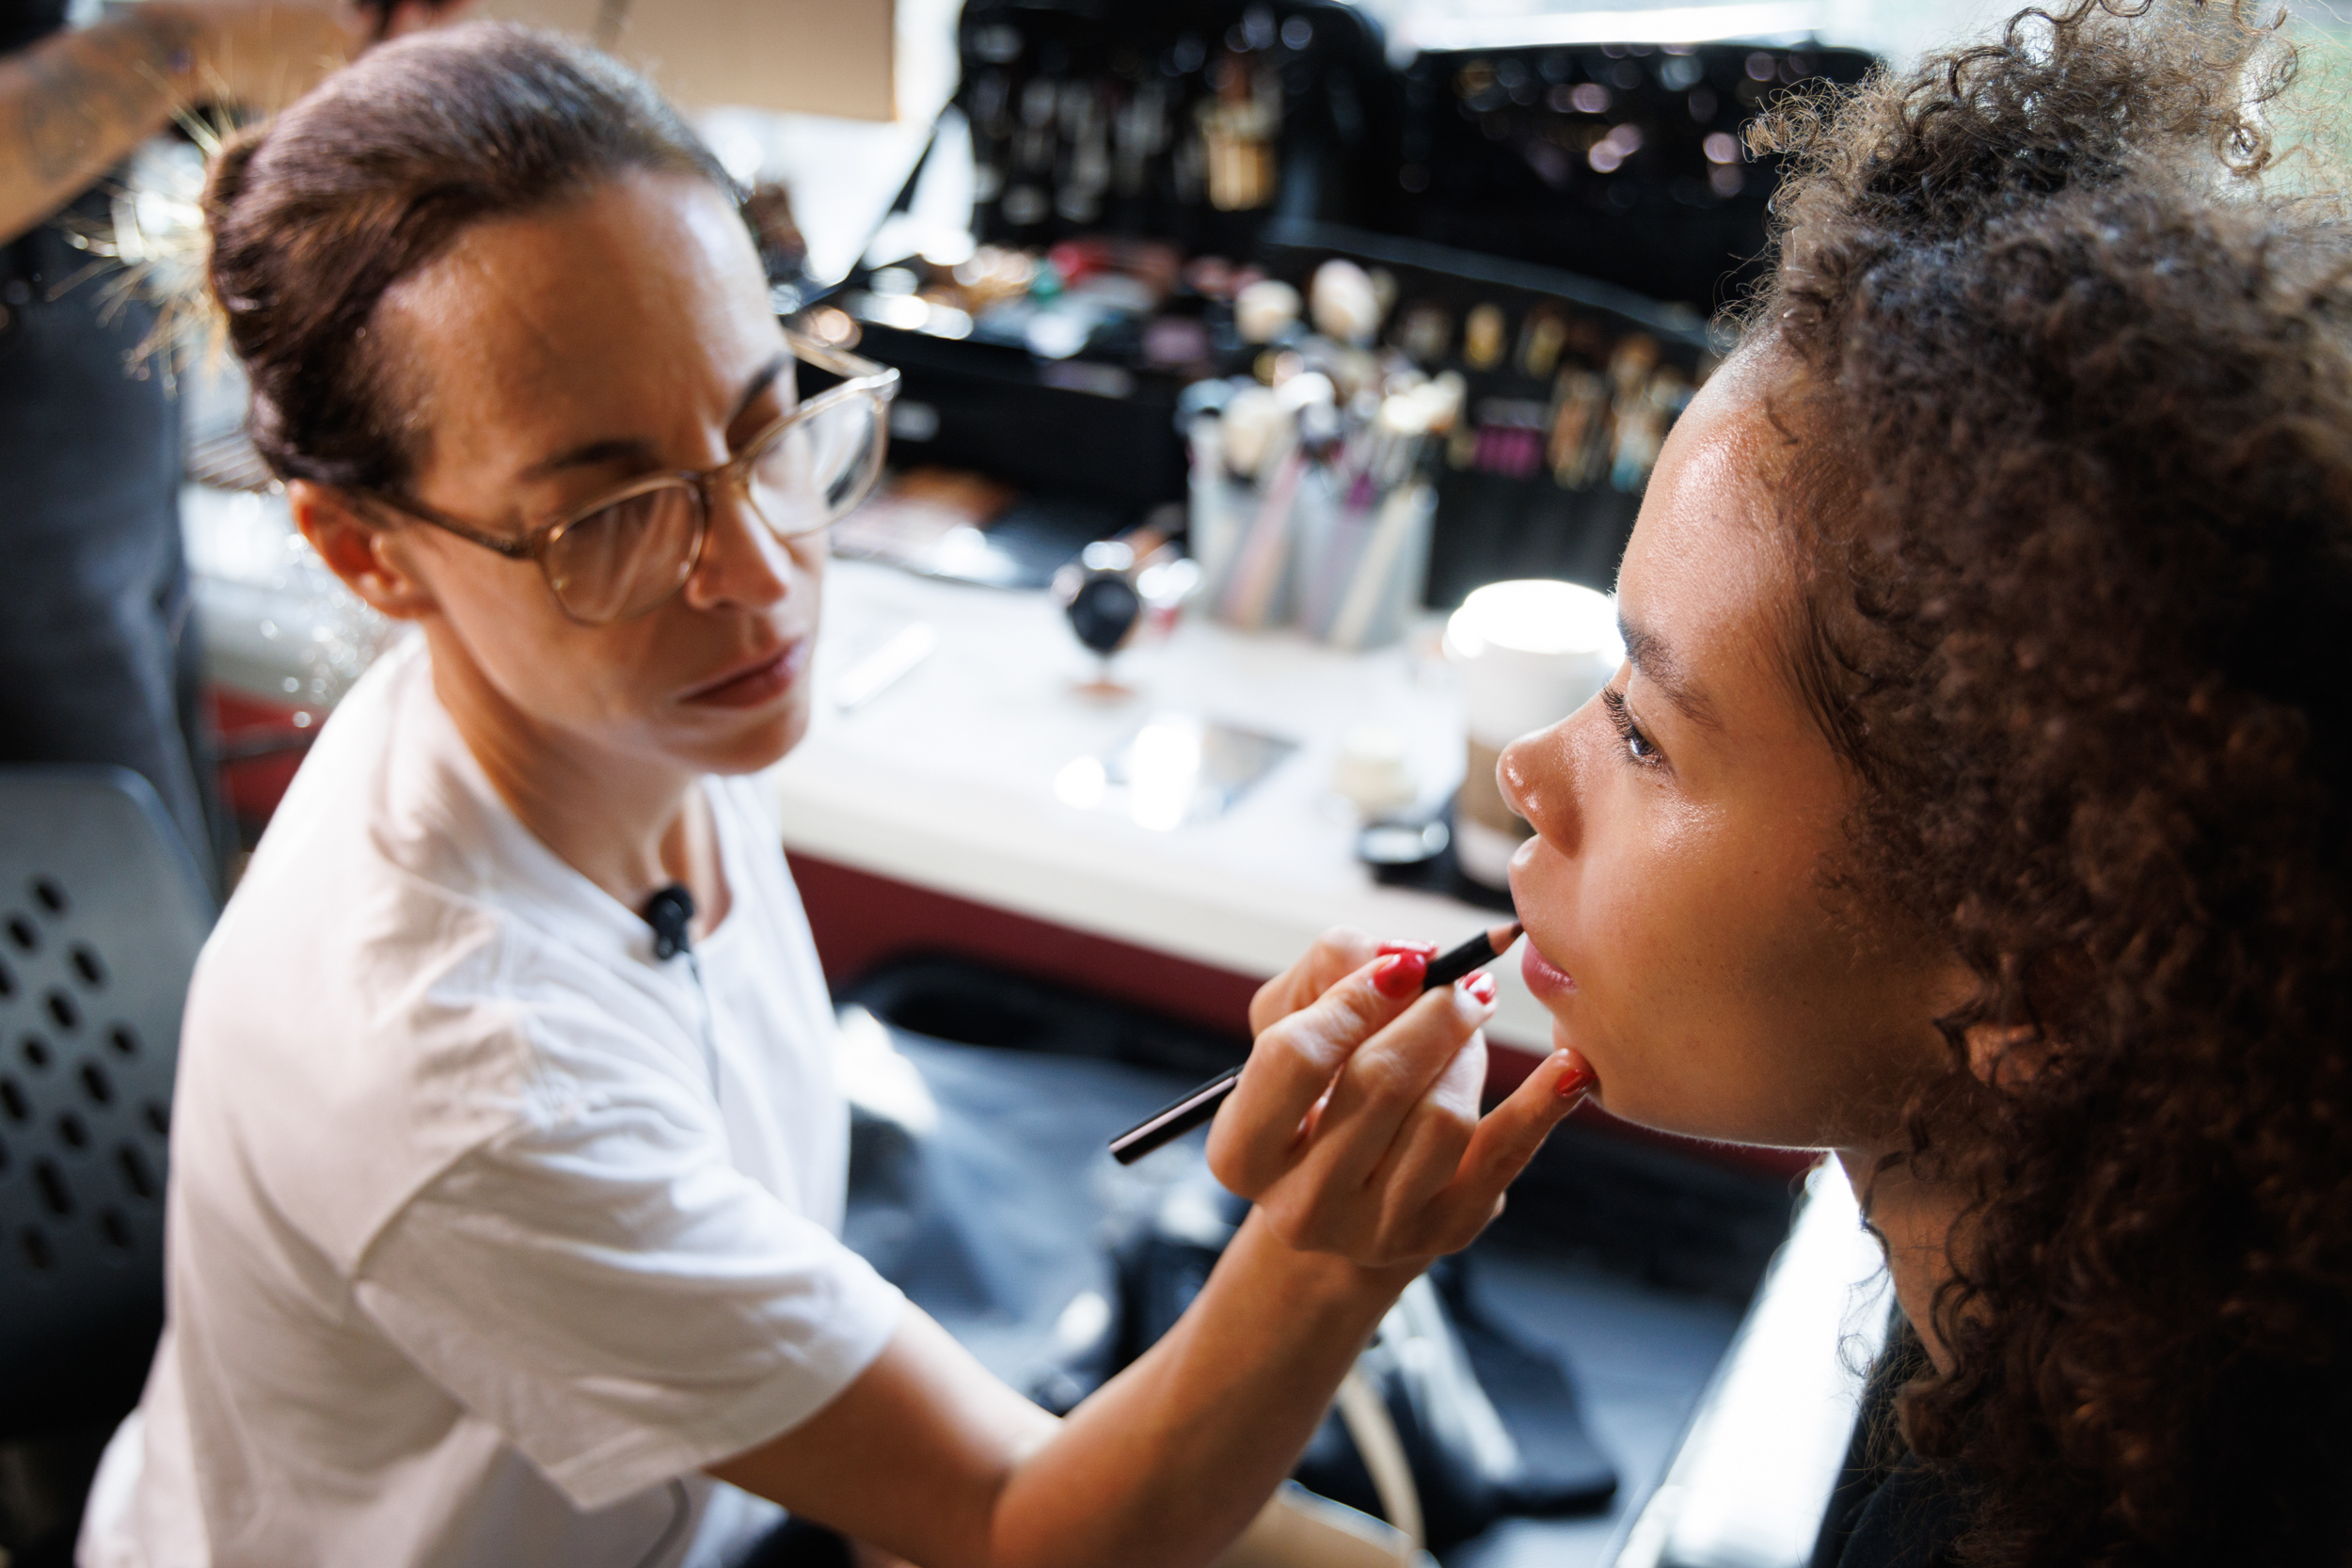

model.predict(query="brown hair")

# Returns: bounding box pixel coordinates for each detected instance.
[1749,2,2352,1561]
[203,22,733,493]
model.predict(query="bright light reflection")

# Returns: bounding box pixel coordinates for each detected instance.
[932,526,995,578]
[1445,578,1624,662]
[1127,716,1204,832]
[1054,755,1107,810]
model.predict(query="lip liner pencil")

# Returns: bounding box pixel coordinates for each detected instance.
[1108,922,1522,1165]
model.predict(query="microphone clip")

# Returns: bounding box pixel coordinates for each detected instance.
[643,883,696,961]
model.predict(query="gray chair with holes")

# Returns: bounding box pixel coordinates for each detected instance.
[0,766,213,1438]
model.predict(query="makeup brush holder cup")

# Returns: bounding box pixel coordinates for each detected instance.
[1187,448,1262,622]
[1190,434,1433,650]
[1289,481,1434,652]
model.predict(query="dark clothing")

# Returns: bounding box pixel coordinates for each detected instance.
[738,1518,857,1568]
[1833,1456,1969,1568]
[1811,1320,1968,1568]
[2,28,227,892]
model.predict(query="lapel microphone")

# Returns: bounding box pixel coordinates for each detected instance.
[643,883,696,960]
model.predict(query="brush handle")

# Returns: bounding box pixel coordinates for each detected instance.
[1421,927,1504,990]
[1108,1066,1242,1165]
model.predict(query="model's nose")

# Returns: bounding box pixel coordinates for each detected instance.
[1500,717,1584,857]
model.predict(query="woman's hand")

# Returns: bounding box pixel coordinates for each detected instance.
[1207,927,1589,1273]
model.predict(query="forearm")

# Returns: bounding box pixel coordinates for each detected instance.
[986,1210,1412,1568]
[0,6,200,245]
[717,949,1562,1566]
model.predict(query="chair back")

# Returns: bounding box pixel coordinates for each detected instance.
[0,766,213,1437]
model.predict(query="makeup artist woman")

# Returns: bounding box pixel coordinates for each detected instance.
[76,24,1584,1568]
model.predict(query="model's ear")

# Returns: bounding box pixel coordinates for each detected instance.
[1964,1020,2052,1089]
[288,481,437,622]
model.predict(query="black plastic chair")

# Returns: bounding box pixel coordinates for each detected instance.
[0,766,213,1438]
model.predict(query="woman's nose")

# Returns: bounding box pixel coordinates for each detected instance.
[1499,721,1581,854]
[682,485,798,611]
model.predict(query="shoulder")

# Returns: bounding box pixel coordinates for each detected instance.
[177,892,712,1275]
[173,648,710,1267]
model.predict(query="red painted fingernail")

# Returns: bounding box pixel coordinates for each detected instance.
[1466,972,1498,1005]
[1373,950,1427,998]
[1377,940,1439,957]
[1558,1067,1597,1102]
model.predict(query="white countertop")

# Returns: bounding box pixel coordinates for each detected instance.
[775,558,1559,1053]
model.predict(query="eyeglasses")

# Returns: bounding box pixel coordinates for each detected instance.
[359,330,899,626]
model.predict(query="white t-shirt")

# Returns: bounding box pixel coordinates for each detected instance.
[81,637,905,1568]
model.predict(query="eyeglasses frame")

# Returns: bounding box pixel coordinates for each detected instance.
[354,328,900,625]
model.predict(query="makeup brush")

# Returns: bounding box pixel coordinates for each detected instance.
[1108,922,1522,1165]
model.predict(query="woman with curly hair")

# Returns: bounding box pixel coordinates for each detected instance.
[1504,2,2352,1562]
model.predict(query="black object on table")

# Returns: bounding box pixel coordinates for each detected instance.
[1361,795,1519,915]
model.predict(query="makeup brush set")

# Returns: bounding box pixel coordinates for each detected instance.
[834,4,1872,610]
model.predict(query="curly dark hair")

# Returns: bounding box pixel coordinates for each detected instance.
[1745,3,2352,1562]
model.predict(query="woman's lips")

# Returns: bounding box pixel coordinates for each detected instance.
[681,640,809,708]
[1521,940,1577,1000]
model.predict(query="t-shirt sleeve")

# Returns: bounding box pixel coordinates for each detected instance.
[352,1094,905,1512]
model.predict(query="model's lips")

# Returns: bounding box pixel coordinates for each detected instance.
[679,639,810,707]
[1520,939,1577,1001]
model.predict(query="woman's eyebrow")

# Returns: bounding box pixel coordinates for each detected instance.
[516,436,659,483]
[728,351,791,424]
[514,355,796,483]
[1620,617,1723,729]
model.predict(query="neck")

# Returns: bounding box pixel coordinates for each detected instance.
[1837,1142,1967,1376]
[425,628,722,927]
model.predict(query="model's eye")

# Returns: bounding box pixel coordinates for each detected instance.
[1600,689,1661,766]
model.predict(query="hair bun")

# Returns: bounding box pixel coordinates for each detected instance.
[201,125,269,233]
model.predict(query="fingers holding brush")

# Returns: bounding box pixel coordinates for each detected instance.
[1246,927,1434,1036]
[1208,945,1437,1196]
[1295,976,1494,1201]
[1195,915,1592,1271]
[1211,967,1504,1269]
[1123,922,1543,1259]
[1266,980,1500,1261]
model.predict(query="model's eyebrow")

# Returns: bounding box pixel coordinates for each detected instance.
[1620,616,1722,729]
[514,354,792,483]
